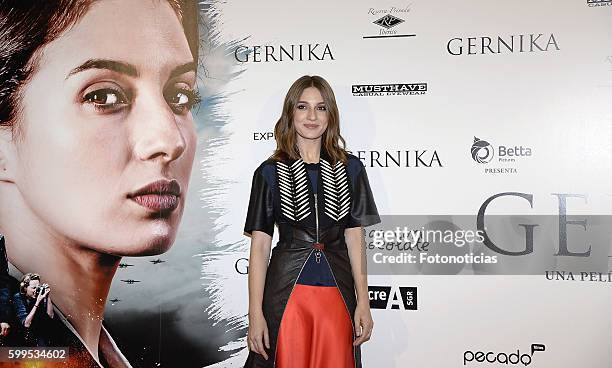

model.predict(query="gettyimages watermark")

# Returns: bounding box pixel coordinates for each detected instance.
[362,215,612,276]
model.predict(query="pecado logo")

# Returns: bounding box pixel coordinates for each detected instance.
[464,344,545,366]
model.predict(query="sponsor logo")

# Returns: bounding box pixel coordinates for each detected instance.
[373,14,404,29]
[352,83,427,96]
[369,286,417,310]
[471,137,532,174]
[587,0,612,7]
[365,5,415,39]
[447,34,560,55]
[470,137,494,164]
[353,150,443,168]
[464,344,545,366]
[234,43,334,63]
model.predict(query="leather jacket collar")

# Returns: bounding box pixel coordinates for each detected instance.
[280,144,335,166]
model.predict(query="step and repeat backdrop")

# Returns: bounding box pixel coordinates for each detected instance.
[102,1,612,367]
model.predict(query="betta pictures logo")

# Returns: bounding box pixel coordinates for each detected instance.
[464,344,546,366]
[369,286,417,310]
[470,137,532,174]
[587,0,612,7]
[364,5,416,39]
[471,137,494,164]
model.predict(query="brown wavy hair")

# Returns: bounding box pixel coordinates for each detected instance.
[270,75,347,165]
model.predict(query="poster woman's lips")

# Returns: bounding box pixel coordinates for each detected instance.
[128,179,181,212]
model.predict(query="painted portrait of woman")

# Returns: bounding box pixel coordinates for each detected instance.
[0,0,201,366]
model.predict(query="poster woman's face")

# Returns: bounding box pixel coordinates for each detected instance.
[8,0,198,256]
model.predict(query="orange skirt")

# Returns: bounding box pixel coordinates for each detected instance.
[275,284,355,368]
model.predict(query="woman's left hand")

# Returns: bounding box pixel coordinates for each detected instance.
[353,302,373,346]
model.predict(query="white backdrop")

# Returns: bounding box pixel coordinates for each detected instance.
[198,1,612,367]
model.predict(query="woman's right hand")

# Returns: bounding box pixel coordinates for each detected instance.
[247,311,270,360]
[36,288,50,304]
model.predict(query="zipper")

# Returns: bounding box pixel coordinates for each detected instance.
[314,193,321,263]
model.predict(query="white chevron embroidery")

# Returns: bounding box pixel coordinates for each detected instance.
[276,160,311,221]
[320,159,350,221]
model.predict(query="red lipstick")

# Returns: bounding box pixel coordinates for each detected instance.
[128,179,181,213]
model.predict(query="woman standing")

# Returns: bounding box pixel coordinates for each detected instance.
[244,75,380,368]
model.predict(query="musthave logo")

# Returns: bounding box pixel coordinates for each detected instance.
[352,83,427,96]
[464,344,545,366]
[587,0,612,7]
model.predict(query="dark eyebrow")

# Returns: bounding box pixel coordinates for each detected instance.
[170,61,197,79]
[67,59,138,79]
[297,100,326,105]
[66,59,196,80]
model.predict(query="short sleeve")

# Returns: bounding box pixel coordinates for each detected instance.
[347,164,381,228]
[244,165,275,237]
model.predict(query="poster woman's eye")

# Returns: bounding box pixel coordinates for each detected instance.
[165,86,201,114]
[82,87,129,113]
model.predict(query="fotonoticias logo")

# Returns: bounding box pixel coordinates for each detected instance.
[471,136,494,164]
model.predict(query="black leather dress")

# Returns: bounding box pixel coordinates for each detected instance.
[244,148,380,368]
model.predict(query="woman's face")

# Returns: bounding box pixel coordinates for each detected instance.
[293,87,329,142]
[8,0,198,256]
[25,280,39,299]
